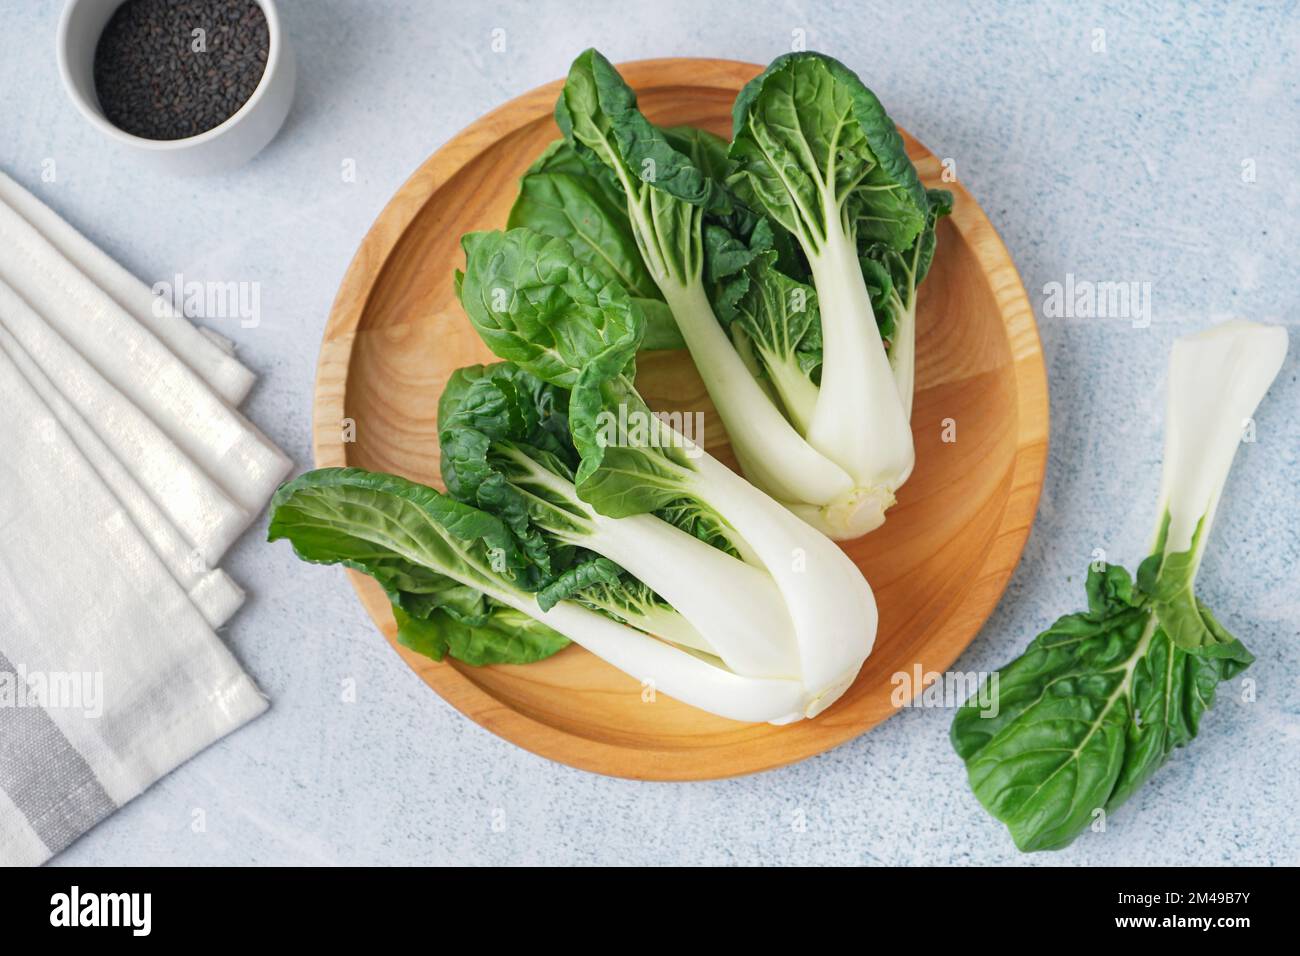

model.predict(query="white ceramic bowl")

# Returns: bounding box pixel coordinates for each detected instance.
[57,0,296,175]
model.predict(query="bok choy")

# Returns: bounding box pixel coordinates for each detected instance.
[453,226,878,715]
[268,227,882,725]
[950,320,1288,851]
[728,51,947,535]
[545,49,948,540]
[268,468,810,722]
[438,361,799,681]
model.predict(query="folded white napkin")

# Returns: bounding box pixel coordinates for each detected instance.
[0,343,268,867]
[0,278,254,565]
[0,315,245,627]
[0,198,291,515]
[0,174,291,866]
[0,171,256,407]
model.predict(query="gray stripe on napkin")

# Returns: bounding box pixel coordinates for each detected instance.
[0,651,117,856]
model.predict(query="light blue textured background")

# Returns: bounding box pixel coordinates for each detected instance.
[2,0,1297,866]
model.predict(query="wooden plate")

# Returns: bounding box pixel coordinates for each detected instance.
[313,58,1048,780]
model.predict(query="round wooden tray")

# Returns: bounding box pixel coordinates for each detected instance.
[313,57,1048,780]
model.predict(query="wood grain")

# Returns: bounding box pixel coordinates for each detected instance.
[313,58,1049,780]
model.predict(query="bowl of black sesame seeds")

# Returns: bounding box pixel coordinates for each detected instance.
[57,0,295,174]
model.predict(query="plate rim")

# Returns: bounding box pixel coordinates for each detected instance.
[312,56,1050,781]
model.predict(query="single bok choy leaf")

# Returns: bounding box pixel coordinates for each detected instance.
[860,187,953,419]
[456,226,879,716]
[950,320,1288,852]
[268,468,570,666]
[507,139,685,351]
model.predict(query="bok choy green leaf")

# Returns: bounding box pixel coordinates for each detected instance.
[950,320,1288,851]
[508,140,686,351]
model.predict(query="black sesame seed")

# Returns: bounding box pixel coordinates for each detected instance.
[93,0,269,141]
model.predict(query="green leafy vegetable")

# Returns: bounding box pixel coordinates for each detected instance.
[553,50,862,527]
[727,51,945,536]
[508,140,685,350]
[267,226,890,722]
[951,320,1288,851]
[438,359,800,678]
[268,467,570,666]
[268,467,813,722]
[267,51,956,724]
[545,49,948,540]
[456,224,881,715]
